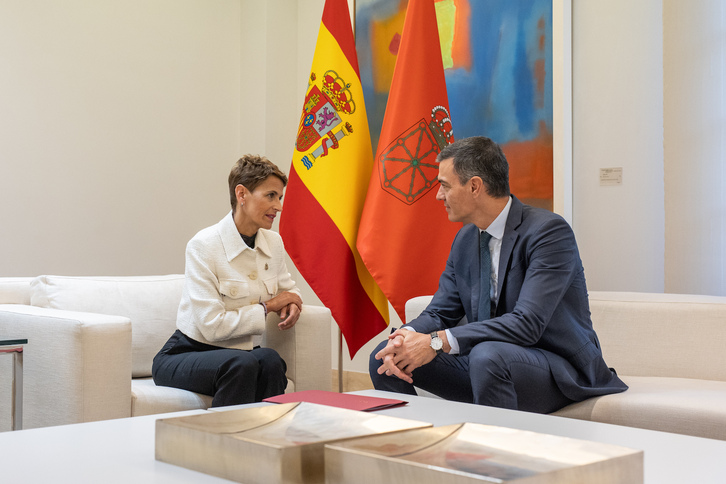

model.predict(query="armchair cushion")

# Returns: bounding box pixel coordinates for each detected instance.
[131,378,212,416]
[552,375,726,441]
[30,275,184,377]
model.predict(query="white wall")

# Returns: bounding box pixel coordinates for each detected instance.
[663,0,726,296]
[571,0,725,297]
[0,0,241,276]
[571,0,665,293]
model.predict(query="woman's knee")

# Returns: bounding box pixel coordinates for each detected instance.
[253,348,287,377]
[218,351,259,380]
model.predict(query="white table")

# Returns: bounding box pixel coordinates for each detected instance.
[0,390,725,483]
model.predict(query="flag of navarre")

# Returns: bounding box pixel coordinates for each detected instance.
[295,70,357,170]
[377,105,454,204]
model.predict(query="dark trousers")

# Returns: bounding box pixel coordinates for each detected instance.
[152,330,287,407]
[369,339,574,414]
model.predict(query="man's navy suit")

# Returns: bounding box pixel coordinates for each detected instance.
[370,196,627,412]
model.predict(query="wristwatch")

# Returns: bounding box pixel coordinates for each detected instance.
[430,331,443,354]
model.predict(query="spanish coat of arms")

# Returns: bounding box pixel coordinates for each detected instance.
[295,70,356,170]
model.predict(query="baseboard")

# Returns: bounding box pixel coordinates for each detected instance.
[330,370,373,393]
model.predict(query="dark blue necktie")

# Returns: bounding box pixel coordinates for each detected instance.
[478,231,493,321]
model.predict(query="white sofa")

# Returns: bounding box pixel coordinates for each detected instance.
[406,291,726,441]
[0,275,332,431]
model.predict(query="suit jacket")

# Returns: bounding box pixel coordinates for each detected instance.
[408,196,627,401]
[176,211,300,350]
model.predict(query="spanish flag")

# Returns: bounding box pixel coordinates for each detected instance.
[280,0,388,357]
[357,0,460,321]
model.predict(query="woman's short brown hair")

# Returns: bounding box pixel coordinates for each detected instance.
[228,155,288,213]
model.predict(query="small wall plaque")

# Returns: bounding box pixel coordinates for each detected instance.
[600,167,623,186]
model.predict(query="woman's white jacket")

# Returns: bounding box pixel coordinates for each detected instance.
[176,211,300,349]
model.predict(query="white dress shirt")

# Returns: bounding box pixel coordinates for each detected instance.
[445,197,513,354]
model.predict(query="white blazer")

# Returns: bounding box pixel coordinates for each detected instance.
[176,211,300,350]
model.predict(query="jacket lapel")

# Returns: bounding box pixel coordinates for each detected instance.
[496,196,523,312]
[254,229,274,259]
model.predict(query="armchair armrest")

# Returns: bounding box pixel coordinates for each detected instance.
[405,295,434,324]
[262,304,332,392]
[0,304,132,430]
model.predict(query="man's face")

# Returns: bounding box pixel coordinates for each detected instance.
[436,157,475,224]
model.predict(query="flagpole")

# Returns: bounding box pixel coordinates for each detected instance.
[337,0,357,395]
[338,330,343,392]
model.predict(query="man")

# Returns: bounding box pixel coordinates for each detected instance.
[369,136,627,413]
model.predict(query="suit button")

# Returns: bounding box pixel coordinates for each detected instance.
[230,288,238,296]
[249,271,258,281]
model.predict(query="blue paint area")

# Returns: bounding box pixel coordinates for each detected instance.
[514,3,536,137]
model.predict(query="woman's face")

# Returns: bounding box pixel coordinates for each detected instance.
[236,175,285,235]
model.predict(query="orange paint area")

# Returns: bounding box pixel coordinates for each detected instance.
[448,0,471,70]
[502,121,553,203]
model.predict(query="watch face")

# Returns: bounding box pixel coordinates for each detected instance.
[430,336,443,351]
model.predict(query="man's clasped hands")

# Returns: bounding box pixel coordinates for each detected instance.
[374,328,449,383]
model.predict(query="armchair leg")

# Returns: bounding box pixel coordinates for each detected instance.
[12,349,23,431]
[1,341,24,431]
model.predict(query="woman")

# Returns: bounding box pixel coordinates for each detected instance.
[152,155,302,406]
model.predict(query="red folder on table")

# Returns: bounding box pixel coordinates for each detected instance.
[263,390,407,412]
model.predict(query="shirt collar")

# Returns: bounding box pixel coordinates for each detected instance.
[482,196,512,240]
[219,211,273,261]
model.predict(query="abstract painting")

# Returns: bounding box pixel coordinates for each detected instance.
[356,0,553,209]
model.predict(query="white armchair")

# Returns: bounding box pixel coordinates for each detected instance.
[0,275,331,431]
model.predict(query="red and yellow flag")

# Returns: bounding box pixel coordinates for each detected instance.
[280,0,389,357]
[357,0,460,321]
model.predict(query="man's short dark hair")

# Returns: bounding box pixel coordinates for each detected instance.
[437,136,510,198]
